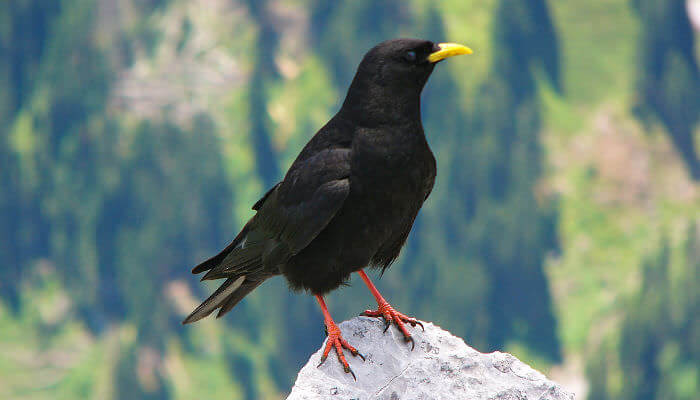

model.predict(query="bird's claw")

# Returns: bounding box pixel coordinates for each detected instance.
[317,354,327,367]
[317,323,364,379]
[405,335,415,351]
[351,348,366,361]
[407,319,425,331]
[361,302,421,349]
[344,364,357,381]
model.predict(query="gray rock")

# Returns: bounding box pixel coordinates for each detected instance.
[288,317,574,400]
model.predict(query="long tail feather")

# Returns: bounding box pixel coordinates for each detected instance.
[182,276,245,324]
[191,223,251,274]
[201,244,264,281]
[186,223,275,323]
[215,280,264,319]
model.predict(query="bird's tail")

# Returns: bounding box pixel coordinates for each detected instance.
[182,276,263,324]
[190,222,252,275]
[183,224,268,324]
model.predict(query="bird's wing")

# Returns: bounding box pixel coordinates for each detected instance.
[183,148,351,323]
[253,147,351,255]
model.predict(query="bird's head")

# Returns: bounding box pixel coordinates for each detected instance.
[341,38,472,123]
[358,38,472,90]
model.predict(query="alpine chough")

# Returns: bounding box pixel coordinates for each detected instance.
[184,39,472,378]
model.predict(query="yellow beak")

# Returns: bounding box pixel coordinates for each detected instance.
[427,43,473,63]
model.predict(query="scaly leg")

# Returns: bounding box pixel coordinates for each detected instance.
[315,295,365,380]
[357,269,424,350]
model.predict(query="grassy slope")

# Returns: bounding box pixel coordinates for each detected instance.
[540,5,699,395]
[440,0,698,385]
[0,268,108,400]
[544,0,641,354]
[3,1,698,398]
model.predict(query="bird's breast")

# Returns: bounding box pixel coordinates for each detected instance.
[352,128,435,187]
[350,128,436,221]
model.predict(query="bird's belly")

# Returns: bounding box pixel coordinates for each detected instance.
[354,184,423,248]
[331,169,426,257]
[284,146,435,294]
[283,176,424,294]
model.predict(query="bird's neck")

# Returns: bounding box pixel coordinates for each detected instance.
[338,77,423,127]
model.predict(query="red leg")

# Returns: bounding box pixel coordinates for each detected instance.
[315,295,364,380]
[357,269,424,349]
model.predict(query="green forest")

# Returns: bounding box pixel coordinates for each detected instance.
[1,0,698,399]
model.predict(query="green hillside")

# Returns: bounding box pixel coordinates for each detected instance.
[1,0,697,399]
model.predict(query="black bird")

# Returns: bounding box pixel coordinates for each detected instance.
[183,38,472,378]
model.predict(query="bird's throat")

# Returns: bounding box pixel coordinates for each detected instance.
[339,76,423,127]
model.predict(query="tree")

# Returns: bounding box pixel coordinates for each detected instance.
[632,0,700,180]
[0,0,61,311]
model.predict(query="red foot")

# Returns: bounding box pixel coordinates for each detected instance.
[361,301,424,350]
[317,321,365,380]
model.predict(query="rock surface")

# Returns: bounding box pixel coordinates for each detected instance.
[288,317,574,400]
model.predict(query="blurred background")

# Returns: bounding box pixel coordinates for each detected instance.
[1,0,698,399]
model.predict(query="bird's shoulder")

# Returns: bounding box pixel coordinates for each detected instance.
[251,147,352,254]
[252,115,356,212]
[293,116,354,162]
[276,117,356,201]
[247,116,356,253]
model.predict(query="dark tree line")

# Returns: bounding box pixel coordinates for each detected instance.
[1,1,233,397]
[586,224,699,400]
[632,0,700,180]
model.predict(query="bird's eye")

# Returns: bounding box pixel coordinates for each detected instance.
[404,51,417,62]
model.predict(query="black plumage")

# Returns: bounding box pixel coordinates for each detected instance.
[183,37,471,376]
